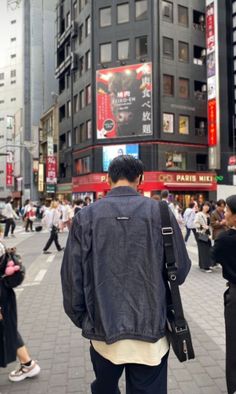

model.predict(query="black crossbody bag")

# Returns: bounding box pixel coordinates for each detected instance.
[159,201,195,362]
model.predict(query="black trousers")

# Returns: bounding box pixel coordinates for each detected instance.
[4,218,16,237]
[90,345,168,394]
[224,285,236,394]
[184,227,197,243]
[43,228,62,252]
[25,219,33,231]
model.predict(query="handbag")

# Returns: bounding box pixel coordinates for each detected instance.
[0,252,25,289]
[159,201,195,362]
[198,233,209,242]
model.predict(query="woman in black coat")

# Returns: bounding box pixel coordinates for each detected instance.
[0,240,40,382]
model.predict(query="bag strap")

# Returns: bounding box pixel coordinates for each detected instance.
[159,201,187,330]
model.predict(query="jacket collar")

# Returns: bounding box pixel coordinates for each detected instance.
[106,186,140,197]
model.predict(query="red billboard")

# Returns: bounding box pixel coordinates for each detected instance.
[96,63,152,139]
[6,162,13,187]
[46,156,57,184]
[208,99,217,146]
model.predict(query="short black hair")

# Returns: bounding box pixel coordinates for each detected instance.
[74,199,84,206]
[188,202,195,209]
[226,195,236,214]
[216,199,226,207]
[108,155,144,183]
[160,190,169,199]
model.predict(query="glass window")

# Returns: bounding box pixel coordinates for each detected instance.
[86,120,92,139]
[67,130,72,147]
[234,59,236,71]
[163,113,174,133]
[0,73,4,80]
[135,36,148,59]
[67,100,71,117]
[74,95,79,113]
[165,152,186,170]
[233,2,236,14]
[86,84,91,104]
[162,1,173,23]
[79,56,84,75]
[179,115,189,134]
[233,15,236,28]
[66,12,71,28]
[75,127,79,144]
[79,90,85,109]
[79,24,83,44]
[73,1,78,18]
[11,37,16,42]
[163,74,174,96]
[75,156,91,174]
[135,0,148,21]
[86,16,91,36]
[118,40,129,60]
[86,50,91,70]
[100,43,112,63]
[179,41,189,62]
[11,54,16,58]
[117,3,129,24]
[11,20,16,24]
[233,30,236,42]
[178,5,188,27]
[11,70,16,78]
[234,45,236,57]
[163,37,174,59]
[100,7,111,27]
[80,123,87,142]
[179,78,189,98]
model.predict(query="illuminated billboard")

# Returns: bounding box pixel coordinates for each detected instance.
[96,63,152,139]
[103,144,139,171]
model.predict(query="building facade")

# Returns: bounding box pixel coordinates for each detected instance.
[0,0,58,202]
[56,0,231,206]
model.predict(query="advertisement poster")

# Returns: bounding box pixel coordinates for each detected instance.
[96,63,152,139]
[208,99,217,145]
[179,116,189,135]
[38,163,44,192]
[6,151,13,187]
[207,52,215,77]
[103,144,139,171]
[163,113,174,133]
[206,2,215,52]
[46,156,57,184]
[207,76,216,100]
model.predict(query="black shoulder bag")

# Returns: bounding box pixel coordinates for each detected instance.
[159,201,195,362]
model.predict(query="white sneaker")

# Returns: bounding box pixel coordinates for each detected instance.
[9,360,40,382]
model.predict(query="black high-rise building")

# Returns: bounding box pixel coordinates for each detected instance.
[55,0,230,205]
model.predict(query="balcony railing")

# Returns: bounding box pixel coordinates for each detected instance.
[195,128,207,137]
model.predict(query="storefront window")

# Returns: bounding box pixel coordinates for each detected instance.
[165,152,187,170]
[179,115,189,134]
[163,113,174,133]
[75,156,91,175]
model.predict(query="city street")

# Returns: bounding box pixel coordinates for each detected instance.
[0,225,228,394]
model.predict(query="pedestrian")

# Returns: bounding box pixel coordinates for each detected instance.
[160,190,175,215]
[212,195,236,394]
[84,196,92,206]
[151,194,160,201]
[3,197,18,238]
[194,201,213,272]
[60,201,71,231]
[210,199,228,241]
[24,201,36,232]
[42,200,64,254]
[183,202,197,243]
[73,199,84,215]
[0,235,40,381]
[61,155,191,394]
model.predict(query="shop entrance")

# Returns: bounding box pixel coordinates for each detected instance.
[168,192,208,209]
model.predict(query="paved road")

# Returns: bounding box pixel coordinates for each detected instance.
[0,226,228,393]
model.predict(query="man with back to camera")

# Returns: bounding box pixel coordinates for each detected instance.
[61,155,191,394]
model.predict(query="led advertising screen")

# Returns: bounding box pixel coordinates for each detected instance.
[103,144,139,171]
[97,63,152,139]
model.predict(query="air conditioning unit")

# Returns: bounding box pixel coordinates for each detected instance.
[201,84,207,92]
[199,121,205,129]
[199,15,205,24]
[201,49,206,57]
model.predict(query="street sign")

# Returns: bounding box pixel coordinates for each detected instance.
[46,184,56,193]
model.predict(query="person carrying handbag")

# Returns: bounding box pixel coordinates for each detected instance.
[194,201,213,272]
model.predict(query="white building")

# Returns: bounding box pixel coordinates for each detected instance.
[0,0,58,201]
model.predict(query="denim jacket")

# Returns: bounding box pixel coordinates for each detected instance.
[61,187,191,344]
